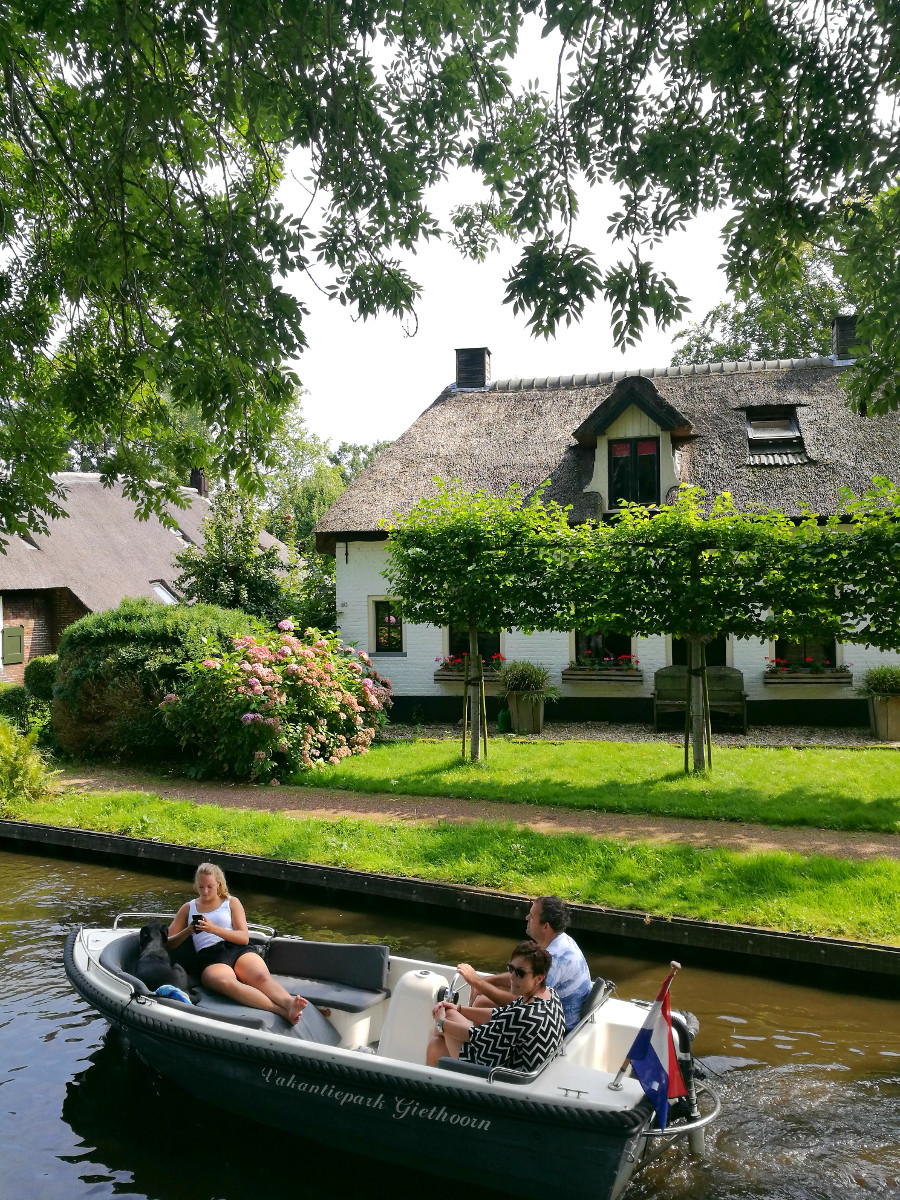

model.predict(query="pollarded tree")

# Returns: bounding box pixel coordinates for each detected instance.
[383,482,573,761]
[569,490,811,770]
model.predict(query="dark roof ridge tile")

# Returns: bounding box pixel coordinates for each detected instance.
[485,355,837,392]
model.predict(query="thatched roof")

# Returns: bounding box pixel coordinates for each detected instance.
[316,357,900,550]
[0,474,285,612]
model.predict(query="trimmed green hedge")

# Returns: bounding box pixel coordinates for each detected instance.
[53,598,263,759]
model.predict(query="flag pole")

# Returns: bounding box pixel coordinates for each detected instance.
[608,961,681,1091]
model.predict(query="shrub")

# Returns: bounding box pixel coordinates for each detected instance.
[53,598,264,759]
[0,683,54,747]
[160,623,392,781]
[24,654,58,701]
[0,718,54,816]
[0,683,31,729]
[495,660,560,703]
[857,666,900,697]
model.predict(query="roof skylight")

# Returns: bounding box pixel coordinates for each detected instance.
[746,408,806,458]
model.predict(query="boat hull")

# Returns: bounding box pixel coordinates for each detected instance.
[65,930,651,1200]
[124,1023,644,1199]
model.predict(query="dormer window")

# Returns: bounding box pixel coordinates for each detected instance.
[746,407,806,460]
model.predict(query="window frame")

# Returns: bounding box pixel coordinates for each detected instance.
[443,625,505,669]
[368,595,406,656]
[746,407,805,455]
[772,635,839,669]
[607,436,661,507]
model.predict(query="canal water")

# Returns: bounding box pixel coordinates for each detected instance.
[1,847,898,1200]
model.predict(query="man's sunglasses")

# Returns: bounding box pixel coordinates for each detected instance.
[507,962,532,979]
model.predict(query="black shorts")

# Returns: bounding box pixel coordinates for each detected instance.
[196,942,260,973]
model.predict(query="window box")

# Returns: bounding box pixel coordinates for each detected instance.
[763,669,853,686]
[561,668,644,683]
[434,667,502,683]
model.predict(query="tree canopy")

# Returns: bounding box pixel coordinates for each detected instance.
[3,1,899,538]
[671,247,852,365]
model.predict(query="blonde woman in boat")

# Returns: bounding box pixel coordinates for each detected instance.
[168,863,307,1024]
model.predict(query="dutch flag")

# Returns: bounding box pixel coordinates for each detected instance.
[625,963,687,1131]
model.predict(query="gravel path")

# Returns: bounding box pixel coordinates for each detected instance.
[379,721,887,748]
[59,764,900,863]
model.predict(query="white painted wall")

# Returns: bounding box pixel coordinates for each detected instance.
[335,539,899,702]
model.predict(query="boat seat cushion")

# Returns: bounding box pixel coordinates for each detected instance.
[98,933,341,1044]
[192,985,341,1044]
[269,974,388,1013]
[264,939,390,1012]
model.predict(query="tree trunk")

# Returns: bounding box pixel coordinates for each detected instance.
[468,622,483,762]
[689,634,706,772]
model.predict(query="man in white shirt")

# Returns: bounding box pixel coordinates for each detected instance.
[456,895,592,1030]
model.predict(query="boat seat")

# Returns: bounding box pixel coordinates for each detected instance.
[579,978,615,1023]
[98,933,341,1044]
[265,938,390,1014]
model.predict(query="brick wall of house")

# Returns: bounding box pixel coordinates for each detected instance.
[52,588,89,646]
[1,591,53,684]
[0,587,90,684]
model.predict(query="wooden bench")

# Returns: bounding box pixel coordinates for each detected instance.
[652,665,748,732]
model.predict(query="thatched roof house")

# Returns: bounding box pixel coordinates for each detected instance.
[317,352,900,550]
[315,338,900,728]
[0,473,283,683]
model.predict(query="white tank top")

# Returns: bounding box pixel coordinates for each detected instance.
[189,896,233,951]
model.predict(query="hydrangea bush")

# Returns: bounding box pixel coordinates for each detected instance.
[160,622,392,782]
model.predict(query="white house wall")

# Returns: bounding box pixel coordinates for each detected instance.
[335,539,900,701]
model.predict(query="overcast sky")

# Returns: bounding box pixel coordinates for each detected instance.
[275,23,736,450]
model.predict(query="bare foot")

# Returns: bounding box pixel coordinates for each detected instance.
[288,995,308,1024]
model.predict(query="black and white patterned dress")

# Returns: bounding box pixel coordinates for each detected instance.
[460,989,565,1072]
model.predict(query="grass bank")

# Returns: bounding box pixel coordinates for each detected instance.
[8,788,900,944]
[286,739,900,834]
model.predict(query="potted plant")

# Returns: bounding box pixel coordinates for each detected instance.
[496,659,559,734]
[857,666,900,740]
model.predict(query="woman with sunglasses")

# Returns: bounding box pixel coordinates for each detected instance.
[426,940,565,1071]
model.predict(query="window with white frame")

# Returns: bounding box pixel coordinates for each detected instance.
[371,598,403,653]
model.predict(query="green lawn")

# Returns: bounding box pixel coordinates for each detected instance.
[286,738,900,834]
[10,788,900,944]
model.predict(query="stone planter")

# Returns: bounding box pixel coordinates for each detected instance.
[763,671,853,686]
[507,691,545,734]
[561,669,644,683]
[870,695,900,740]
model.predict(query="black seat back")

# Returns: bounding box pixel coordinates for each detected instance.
[265,939,389,991]
[579,977,614,1022]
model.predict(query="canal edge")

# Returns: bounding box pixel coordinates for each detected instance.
[3,818,899,982]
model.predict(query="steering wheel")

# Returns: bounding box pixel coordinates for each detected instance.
[436,971,463,1006]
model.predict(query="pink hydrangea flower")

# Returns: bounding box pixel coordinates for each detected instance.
[278,619,295,631]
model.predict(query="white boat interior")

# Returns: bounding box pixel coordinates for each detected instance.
[83,921,658,1111]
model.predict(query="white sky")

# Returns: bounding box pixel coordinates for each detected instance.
[275,22,736,448]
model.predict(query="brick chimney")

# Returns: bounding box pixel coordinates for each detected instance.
[189,468,208,497]
[831,314,859,360]
[455,347,491,389]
